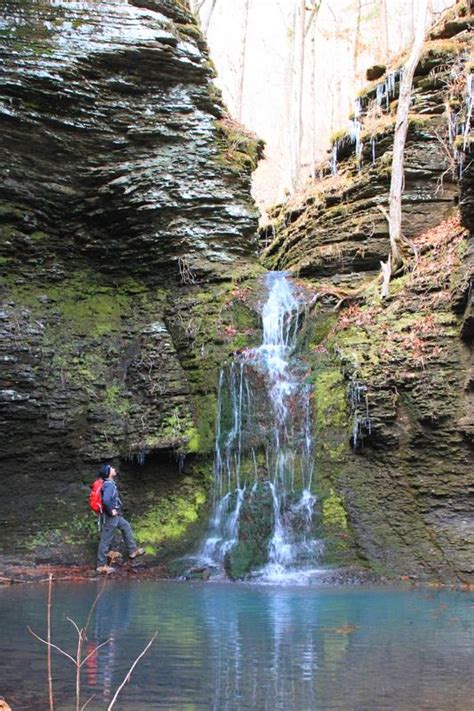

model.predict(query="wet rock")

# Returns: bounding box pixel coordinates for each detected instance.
[0,0,260,560]
[261,13,474,583]
[366,64,386,81]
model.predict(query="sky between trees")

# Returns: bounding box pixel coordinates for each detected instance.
[192,0,456,215]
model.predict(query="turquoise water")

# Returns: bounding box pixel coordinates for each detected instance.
[1,581,473,710]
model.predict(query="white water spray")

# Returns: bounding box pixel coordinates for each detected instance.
[200,272,323,581]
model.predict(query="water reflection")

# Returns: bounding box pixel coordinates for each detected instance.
[0,581,473,710]
[85,585,133,703]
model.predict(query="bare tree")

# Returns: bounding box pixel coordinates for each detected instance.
[352,0,362,79]
[203,0,218,34]
[302,2,323,181]
[379,0,390,62]
[295,0,307,185]
[284,2,298,190]
[236,0,251,121]
[191,0,218,33]
[380,0,429,296]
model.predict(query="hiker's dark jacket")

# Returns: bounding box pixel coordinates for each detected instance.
[101,480,123,517]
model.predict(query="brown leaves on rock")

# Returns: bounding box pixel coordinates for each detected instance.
[408,215,467,293]
[337,303,378,330]
[336,215,467,371]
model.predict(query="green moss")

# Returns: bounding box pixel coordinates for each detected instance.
[330,128,349,144]
[0,202,25,220]
[185,426,202,454]
[104,383,130,416]
[407,114,432,130]
[25,514,97,549]
[58,291,126,337]
[225,484,275,578]
[215,118,264,174]
[453,134,473,150]
[190,394,217,453]
[133,489,207,552]
[30,231,49,243]
[314,369,349,431]
[421,39,460,60]
[52,351,106,395]
[157,407,195,445]
[309,314,338,346]
[178,22,203,42]
[322,490,348,529]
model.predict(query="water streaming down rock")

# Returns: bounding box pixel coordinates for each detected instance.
[200,272,324,581]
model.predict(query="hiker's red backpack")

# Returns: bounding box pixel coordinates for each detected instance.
[89,479,103,515]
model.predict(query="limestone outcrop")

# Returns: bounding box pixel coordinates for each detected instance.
[0,0,262,561]
[0,0,472,583]
[261,4,474,583]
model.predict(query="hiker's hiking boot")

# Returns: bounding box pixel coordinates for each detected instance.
[129,547,145,559]
[96,565,115,574]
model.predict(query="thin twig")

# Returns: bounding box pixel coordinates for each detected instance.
[27,627,76,665]
[65,618,84,711]
[0,576,51,584]
[80,639,111,668]
[67,617,82,637]
[80,694,96,711]
[83,578,107,640]
[107,632,158,710]
[47,573,54,711]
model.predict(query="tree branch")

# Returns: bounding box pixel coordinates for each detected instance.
[107,632,158,711]
[27,627,77,666]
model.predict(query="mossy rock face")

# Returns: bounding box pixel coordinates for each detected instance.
[293,216,473,582]
[132,476,209,559]
[215,117,265,175]
[224,483,275,579]
[0,261,269,564]
[0,0,267,565]
[261,11,469,280]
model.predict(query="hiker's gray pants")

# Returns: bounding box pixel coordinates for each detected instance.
[97,514,137,566]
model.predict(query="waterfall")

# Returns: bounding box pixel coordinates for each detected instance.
[200,272,324,581]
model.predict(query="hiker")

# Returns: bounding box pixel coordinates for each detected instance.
[96,464,144,574]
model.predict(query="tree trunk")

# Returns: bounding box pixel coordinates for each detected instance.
[352,0,362,80]
[305,2,322,181]
[285,3,298,190]
[236,0,251,121]
[203,0,218,34]
[380,0,390,62]
[385,0,428,273]
[295,0,307,186]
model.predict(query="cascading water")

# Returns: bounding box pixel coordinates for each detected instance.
[200,272,324,582]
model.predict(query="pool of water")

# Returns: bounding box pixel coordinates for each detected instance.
[1,580,473,710]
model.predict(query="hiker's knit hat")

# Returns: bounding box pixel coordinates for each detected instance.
[98,464,112,479]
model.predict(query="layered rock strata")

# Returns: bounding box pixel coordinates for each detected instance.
[261,5,474,582]
[0,0,262,560]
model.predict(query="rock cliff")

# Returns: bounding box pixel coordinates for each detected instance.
[0,0,262,562]
[261,2,473,583]
[1,0,472,583]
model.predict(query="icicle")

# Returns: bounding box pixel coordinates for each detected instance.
[463,73,472,151]
[348,379,372,449]
[331,143,338,175]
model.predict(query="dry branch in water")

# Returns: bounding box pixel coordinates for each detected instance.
[107,632,158,710]
[47,573,54,711]
[28,578,156,710]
